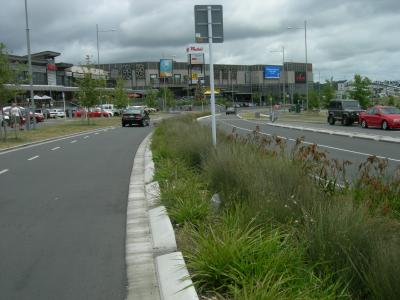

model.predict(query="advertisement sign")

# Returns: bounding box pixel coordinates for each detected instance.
[263,65,281,79]
[191,65,203,84]
[295,71,306,83]
[190,53,204,65]
[159,59,173,78]
[186,44,205,54]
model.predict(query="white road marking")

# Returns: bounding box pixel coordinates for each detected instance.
[94,133,99,135]
[84,136,89,139]
[70,140,77,144]
[219,120,400,163]
[0,169,9,175]
[51,147,61,151]
[27,155,39,161]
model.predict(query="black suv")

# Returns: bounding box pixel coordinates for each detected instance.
[327,99,363,126]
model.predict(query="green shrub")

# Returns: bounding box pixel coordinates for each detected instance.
[304,198,400,298]
[182,212,349,299]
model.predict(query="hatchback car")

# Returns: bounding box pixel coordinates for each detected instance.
[225,107,236,115]
[359,105,400,130]
[122,109,150,127]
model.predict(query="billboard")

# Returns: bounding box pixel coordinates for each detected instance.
[191,65,203,84]
[159,59,173,78]
[263,65,281,79]
[295,71,306,83]
[190,53,204,65]
[186,44,205,54]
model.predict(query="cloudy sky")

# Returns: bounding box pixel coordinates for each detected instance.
[1,0,399,81]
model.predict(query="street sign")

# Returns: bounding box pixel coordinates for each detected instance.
[194,5,223,43]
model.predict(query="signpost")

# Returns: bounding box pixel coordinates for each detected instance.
[194,5,223,147]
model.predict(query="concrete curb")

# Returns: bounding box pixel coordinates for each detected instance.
[156,252,199,300]
[0,126,116,154]
[126,132,198,300]
[149,206,177,256]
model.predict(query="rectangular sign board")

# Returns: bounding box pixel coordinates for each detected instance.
[295,71,306,83]
[159,59,173,78]
[264,65,281,79]
[194,5,224,43]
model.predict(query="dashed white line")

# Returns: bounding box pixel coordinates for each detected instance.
[51,147,61,151]
[94,133,100,135]
[70,140,77,144]
[27,155,39,161]
[84,136,89,139]
[0,169,9,175]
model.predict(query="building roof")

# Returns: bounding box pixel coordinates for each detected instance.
[28,51,61,59]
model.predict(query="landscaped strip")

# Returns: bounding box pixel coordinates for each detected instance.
[151,114,400,299]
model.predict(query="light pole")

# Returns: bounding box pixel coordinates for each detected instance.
[288,20,308,111]
[96,24,116,116]
[24,0,35,130]
[270,46,286,106]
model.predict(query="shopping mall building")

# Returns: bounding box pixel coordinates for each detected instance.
[5,49,313,106]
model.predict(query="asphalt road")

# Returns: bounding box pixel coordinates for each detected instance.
[204,114,400,180]
[0,125,151,300]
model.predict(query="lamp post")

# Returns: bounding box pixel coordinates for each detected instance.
[288,20,308,111]
[96,24,116,116]
[270,46,286,106]
[24,0,35,130]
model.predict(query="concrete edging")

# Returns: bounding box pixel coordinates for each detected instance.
[126,132,198,300]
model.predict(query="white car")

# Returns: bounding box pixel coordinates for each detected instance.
[47,108,65,118]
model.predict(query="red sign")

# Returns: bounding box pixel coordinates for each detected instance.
[295,71,306,83]
[47,64,57,71]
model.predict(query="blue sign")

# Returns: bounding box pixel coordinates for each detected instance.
[160,59,173,78]
[264,65,281,79]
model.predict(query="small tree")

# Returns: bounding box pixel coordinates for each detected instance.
[76,56,102,124]
[349,74,371,109]
[321,78,335,108]
[308,90,320,109]
[253,91,262,107]
[0,43,14,107]
[113,77,129,110]
[144,87,158,109]
[194,81,205,106]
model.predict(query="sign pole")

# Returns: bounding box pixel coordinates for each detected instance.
[208,6,217,146]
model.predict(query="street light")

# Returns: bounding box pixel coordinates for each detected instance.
[270,46,286,106]
[288,20,308,111]
[96,24,116,116]
[24,0,35,130]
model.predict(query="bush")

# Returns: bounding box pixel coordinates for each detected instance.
[182,211,349,299]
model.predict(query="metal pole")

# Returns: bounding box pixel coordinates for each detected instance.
[62,91,66,120]
[282,46,285,106]
[96,24,100,68]
[24,0,35,130]
[304,20,308,111]
[208,6,217,146]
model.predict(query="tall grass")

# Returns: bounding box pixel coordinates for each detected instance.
[151,115,400,299]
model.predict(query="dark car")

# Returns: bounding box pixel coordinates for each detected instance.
[327,99,363,126]
[122,109,150,127]
[225,107,236,115]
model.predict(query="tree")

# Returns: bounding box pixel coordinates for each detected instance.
[113,77,129,109]
[349,74,371,109]
[308,90,320,109]
[321,78,335,108]
[158,87,175,109]
[0,43,14,107]
[253,91,262,106]
[144,87,158,109]
[76,56,102,123]
[194,81,205,106]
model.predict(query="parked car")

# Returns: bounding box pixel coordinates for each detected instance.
[122,108,150,127]
[46,108,65,118]
[35,108,50,119]
[74,108,110,118]
[225,107,236,115]
[327,99,363,126]
[359,105,400,130]
[98,104,120,116]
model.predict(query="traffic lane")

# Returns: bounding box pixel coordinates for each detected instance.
[0,125,151,300]
[211,117,400,180]
[0,128,113,171]
[222,117,400,163]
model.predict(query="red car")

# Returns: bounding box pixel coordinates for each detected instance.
[359,105,400,130]
[75,109,110,118]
